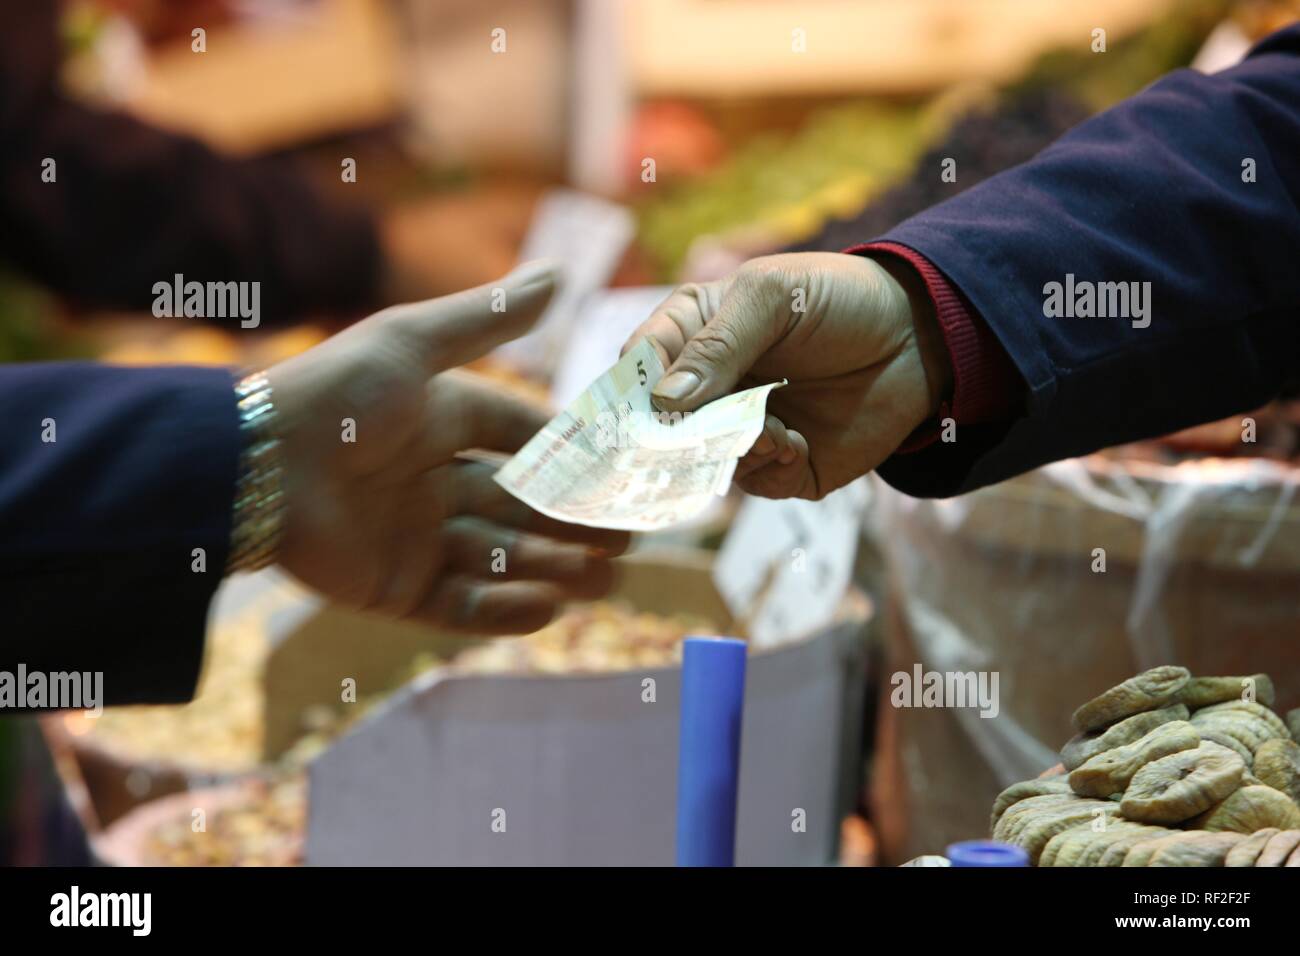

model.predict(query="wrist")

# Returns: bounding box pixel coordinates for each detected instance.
[872,254,953,421]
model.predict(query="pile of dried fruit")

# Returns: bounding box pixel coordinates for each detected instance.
[451,602,720,675]
[83,600,722,779]
[991,667,1300,866]
[142,775,306,867]
[111,603,723,865]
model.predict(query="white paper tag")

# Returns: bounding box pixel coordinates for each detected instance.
[492,189,635,376]
[713,479,871,647]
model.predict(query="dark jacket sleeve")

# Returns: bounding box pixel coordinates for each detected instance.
[0,363,240,705]
[875,25,1300,497]
[0,1,383,321]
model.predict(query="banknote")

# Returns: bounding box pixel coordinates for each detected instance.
[494,339,783,531]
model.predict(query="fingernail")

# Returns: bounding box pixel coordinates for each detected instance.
[653,370,700,402]
[753,433,775,456]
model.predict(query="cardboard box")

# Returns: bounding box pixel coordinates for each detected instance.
[306,550,871,865]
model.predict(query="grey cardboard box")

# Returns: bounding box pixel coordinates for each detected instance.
[305,552,870,866]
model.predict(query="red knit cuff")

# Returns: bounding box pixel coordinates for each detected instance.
[844,241,1019,452]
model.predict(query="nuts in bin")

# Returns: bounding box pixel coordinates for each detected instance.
[116,602,723,865]
[452,602,721,675]
[143,775,306,867]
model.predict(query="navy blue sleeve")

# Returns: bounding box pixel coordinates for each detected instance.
[876,26,1300,497]
[0,363,240,705]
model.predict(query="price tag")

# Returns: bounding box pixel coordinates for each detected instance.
[713,479,870,648]
[492,189,635,376]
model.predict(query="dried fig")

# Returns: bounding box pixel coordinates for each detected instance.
[1188,785,1300,833]
[997,794,1096,845]
[1122,832,1193,867]
[1194,699,1289,738]
[1191,713,1272,756]
[1255,829,1300,867]
[1096,827,1176,867]
[1148,831,1245,867]
[1069,721,1199,798]
[1040,827,1095,868]
[990,776,1073,830]
[1192,727,1255,765]
[1120,743,1245,824]
[1041,820,1145,867]
[1072,666,1190,733]
[1061,704,1189,771]
[992,793,1082,843]
[1012,800,1121,865]
[1075,822,1164,867]
[1254,738,1300,803]
[1224,827,1279,867]
[1177,674,1275,709]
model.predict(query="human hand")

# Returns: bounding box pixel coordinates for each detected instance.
[268,261,628,634]
[622,252,952,499]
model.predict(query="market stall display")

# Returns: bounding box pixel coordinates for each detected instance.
[89,552,871,866]
[870,451,1300,863]
[990,667,1300,865]
[15,0,1300,883]
[451,602,718,675]
[63,586,723,827]
[92,776,307,868]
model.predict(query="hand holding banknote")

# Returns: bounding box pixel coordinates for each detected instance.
[494,337,784,531]
[621,252,953,499]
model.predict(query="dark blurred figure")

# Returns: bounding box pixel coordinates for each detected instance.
[0,0,514,322]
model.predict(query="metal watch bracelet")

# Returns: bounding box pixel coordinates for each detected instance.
[226,371,286,573]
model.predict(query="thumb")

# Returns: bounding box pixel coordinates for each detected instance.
[386,259,561,372]
[650,273,781,411]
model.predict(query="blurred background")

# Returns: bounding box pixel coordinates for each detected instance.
[5,0,1300,868]
[10,0,1293,369]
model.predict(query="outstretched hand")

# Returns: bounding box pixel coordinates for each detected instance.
[269,261,629,634]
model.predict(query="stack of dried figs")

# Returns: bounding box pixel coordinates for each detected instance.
[990,667,1300,866]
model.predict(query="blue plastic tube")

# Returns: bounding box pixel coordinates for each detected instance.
[675,636,747,867]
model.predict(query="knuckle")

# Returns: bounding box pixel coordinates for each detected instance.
[685,321,743,364]
[732,262,785,300]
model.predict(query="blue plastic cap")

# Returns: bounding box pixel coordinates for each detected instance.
[675,637,748,867]
[946,840,1029,867]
